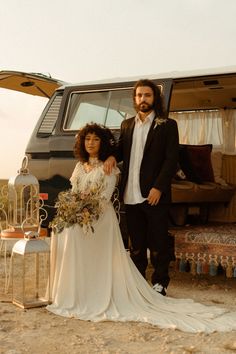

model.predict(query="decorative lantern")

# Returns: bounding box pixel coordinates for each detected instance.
[1,156,45,238]
[11,230,50,308]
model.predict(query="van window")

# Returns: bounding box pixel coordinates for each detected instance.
[64,89,135,131]
[65,91,109,130]
[106,89,135,128]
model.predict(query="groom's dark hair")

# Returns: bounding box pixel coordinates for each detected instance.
[74,123,115,162]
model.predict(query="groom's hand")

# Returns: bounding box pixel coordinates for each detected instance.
[147,188,162,206]
[103,156,117,175]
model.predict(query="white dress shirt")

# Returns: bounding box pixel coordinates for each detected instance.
[124,111,155,204]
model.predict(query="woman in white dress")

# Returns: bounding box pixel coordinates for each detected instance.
[47,123,236,333]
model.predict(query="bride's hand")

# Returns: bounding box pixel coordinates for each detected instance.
[103,156,117,175]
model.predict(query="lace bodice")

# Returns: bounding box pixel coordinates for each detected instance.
[70,161,119,203]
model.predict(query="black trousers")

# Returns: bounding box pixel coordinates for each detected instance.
[125,201,173,288]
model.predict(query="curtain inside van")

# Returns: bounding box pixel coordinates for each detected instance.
[170,109,236,154]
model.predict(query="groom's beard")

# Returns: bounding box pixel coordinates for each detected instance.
[135,102,154,113]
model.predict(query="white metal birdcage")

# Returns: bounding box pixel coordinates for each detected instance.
[0,156,47,238]
[7,156,39,234]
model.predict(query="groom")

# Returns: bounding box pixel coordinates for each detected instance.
[106,79,179,295]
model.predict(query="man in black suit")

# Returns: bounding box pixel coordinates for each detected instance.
[106,79,179,295]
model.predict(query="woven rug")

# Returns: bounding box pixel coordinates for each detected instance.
[170,223,236,277]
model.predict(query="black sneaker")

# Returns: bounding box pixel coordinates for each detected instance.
[152,283,167,296]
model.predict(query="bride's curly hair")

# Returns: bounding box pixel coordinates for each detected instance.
[74,122,116,162]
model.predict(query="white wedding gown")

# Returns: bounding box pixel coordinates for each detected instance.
[47,162,236,333]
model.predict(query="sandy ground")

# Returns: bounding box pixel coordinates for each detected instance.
[1,255,236,354]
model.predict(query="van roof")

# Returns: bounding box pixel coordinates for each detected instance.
[57,66,236,111]
[58,65,236,89]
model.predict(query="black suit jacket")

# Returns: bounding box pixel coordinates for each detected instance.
[116,116,179,204]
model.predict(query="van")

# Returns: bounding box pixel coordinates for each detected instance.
[1,69,236,228]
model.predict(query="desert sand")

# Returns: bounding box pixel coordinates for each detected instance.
[1,254,236,354]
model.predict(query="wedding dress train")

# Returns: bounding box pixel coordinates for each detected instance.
[47,163,236,333]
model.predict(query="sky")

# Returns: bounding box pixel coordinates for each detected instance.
[1,0,236,178]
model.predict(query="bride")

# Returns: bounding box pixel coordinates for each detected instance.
[47,123,236,333]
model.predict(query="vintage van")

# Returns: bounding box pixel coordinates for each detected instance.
[1,69,236,228]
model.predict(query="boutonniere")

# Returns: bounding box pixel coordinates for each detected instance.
[154,117,167,129]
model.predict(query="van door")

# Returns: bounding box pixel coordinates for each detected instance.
[0,70,65,98]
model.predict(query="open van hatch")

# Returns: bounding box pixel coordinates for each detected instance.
[0,70,65,98]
